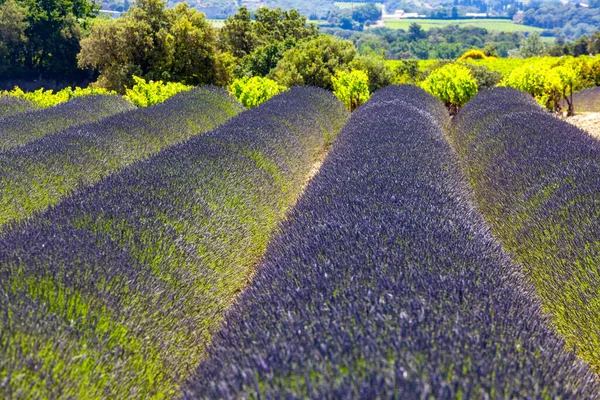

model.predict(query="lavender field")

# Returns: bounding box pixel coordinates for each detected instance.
[1,85,599,398]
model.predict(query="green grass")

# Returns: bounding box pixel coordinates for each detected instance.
[383,18,544,33]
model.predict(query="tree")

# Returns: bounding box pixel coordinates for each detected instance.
[270,35,357,90]
[518,33,546,57]
[219,7,318,60]
[408,23,426,42]
[0,0,96,78]
[78,0,227,92]
[349,55,394,93]
[229,76,287,108]
[332,69,370,112]
[0,0,28,74]
[588,31,600,55]
[235,39,295,78]
[219,7,256,59]
[422,63,478,114]
[351,4,381,24]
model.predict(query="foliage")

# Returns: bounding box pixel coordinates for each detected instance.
[182,85,599,398]
[393,59,420,84]
[332,69,370,111]
[0,86,116,108]
[348,54,394,93]
[422,63,478,112]
[0,95,134,151]
[0,0,98,78]
[78,0,228,93]
[459,62,503,89]
[501,58,591,114]
[235,39,295,78]
[229,76,288,108]
[0,87,243,229]
[458,49,487,60]
[124,75,193,107]
[271,35,357,90]
[219,7,318,60]
[450,87,600,374]
[518,32,546,58]
[271,35,392,92]
[0,88,347,398]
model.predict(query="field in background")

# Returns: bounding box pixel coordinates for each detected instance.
[383,18,544,33]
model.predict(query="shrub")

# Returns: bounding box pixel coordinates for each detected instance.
[182,85,598,398]
[123,76,194,107]
[229,76,287,108]
[459,62,503,90]
[332,69,370,111]
[0,95,135,151]
[450,87,600,373]
[422,63,478,113]
[0,87,243,228]
[1,86,117,108]
[0,96,38,119]
[0,88,348,398]
[459,49,487,60]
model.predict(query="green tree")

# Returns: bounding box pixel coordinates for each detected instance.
[0,0,96,78]
[349,55,394,93]
[588,31,600,55]
[235,39,295,78]
[219,7,318,61]
[78,0,227,92]
[219,7,256,59]
[518,32,546,58]
[422,63,478,114]
[229,76,287,108]
[351,4,381,24]
[270,35,357,90]
[332,69,370,112]
[0,0,28,74]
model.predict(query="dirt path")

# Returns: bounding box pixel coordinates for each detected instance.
[566,113,600,141]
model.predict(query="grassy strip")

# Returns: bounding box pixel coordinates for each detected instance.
[383,18,544,32]
[0,95,135,151]
[182,85,598,398]
[0,87,243,229]
[449,87,600,372]
[0,97,39,119]
[0,87,348,398]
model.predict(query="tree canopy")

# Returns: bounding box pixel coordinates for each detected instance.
[0,0,97,78]
[78,0,229,92]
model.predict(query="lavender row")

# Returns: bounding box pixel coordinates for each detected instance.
[450,87,600,372]
[0,87,243,229]
[0,95,135,151]
[182,85,599,398]
[0,87,348,398]
[0,96,39,119]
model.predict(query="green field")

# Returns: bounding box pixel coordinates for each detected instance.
[383,18,545,33]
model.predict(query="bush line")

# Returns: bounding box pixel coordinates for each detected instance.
[450,87,600,372]
[182,85,599,398]
[0,95,135,151]
[0,87,348,398]
[0,87,243,229]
